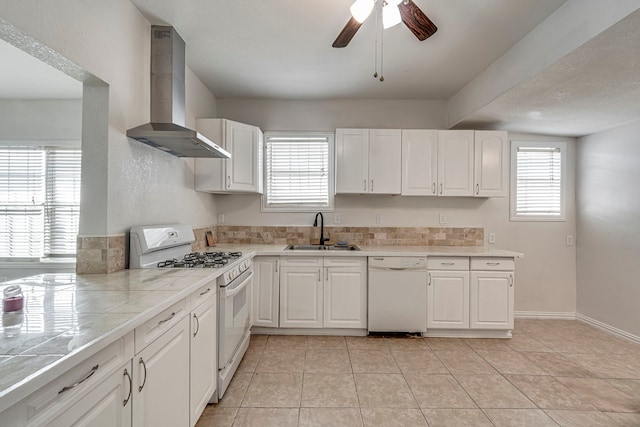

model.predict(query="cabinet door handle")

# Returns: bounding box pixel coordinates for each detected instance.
[58,364,99,394]
[427,273,431,285]
[199,287,211,296]
[325,268,328,281]
[226,175,231,188]
[193,313,200,337]
[123,368,132,407]
[509,274,513,287]
[432,182,436,194]
[439,183,443,194]
[138,357,147,392]
[317,270,321,281]
[158,311,176,326]
[371,180,374,192]
[476,183,479,195]
[275,259,279,273]
[363,179,367,192]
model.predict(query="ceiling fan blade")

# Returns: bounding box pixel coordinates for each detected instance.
[332,17,363,48]
[398,0,438,41]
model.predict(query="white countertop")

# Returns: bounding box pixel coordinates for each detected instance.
[0,244,521,412]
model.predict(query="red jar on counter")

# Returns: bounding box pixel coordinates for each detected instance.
[3,285,24,312]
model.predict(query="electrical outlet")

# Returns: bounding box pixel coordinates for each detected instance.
[566,235,574,246]
[376,214,383,225]
[217,213,225,224]
[333,213,341,224]
[439,213,447,224]
[488,233,496,244]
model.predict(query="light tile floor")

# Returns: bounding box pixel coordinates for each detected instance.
[196,319,640,426]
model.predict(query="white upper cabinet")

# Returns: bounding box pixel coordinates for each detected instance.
[402,129,438,196]
[474,130,508,197]
[437,130,475,196]
[336,128,401,194]
[194,119,263,194]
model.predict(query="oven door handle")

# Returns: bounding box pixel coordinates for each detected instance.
[225,271,253,298]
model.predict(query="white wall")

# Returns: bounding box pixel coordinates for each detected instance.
[0,99,81,141]
[576,118,640,337]
[0,0,219,235]
[216,98,577,314]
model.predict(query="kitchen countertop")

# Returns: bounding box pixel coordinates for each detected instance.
[0,244,521,412]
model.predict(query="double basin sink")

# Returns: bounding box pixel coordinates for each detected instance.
[286,244,360,251]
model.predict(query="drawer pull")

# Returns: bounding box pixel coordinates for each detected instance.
[158,312,176,326]
[123,368,132,407]
[193,313,200,337]
[441,262,455,266]
[487,262,500,266]
[199,287,211,296]
[138,357,147,392]
[58,364,99,395]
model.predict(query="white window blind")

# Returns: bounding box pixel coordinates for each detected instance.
[0,147,81,258]
[511,142,565,221]
[263,133,333,211]
[45,149,82,256]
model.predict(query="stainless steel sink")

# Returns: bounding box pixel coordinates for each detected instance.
[285,244,360,251]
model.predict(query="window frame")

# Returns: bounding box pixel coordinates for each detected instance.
[261,131,335,213]
[510,140,566,222]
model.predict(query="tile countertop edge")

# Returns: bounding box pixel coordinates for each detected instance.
[210,244,524,258]
[0,270,224,414]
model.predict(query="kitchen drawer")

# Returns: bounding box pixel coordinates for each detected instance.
[427,257,469,271]
[279,256,323,267]
[17,332,134,426]
[470,258,514,271]
[323,256,366,268]
[135,298,188,354]
[190,280,217,309]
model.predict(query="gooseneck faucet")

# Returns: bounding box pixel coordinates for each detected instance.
[313,212,330,245]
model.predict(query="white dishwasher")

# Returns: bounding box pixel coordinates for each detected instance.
[368,256,428,334]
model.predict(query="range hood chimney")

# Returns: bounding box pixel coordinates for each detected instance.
[127,26,230,158]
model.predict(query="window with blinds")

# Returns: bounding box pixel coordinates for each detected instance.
[0,147,81,258]
[262,133,334,212]
[510,141,566,221]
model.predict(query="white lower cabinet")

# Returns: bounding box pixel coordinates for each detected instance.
[133,315,190,427]
[427,270,470,329]
[427,257,515,334]
[189,290,217,426]
[323,257,367,329]
[278,256,367,329]
[252,256,280,328]
[470,258,514,330]
[48,363,133,427]
[279,258,323,328]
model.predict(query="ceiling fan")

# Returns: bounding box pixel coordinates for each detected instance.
[333,0,437,48]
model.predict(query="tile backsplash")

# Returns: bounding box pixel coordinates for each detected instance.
[215,226,484,247]
[76,234,126,274]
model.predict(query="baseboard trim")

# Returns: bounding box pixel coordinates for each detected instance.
[514,311,576,319]
[575,313,640,345]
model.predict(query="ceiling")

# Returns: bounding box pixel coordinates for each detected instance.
[130,0,566,100]
[2,0,639,137]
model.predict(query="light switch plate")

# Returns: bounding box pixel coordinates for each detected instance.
[488,233,496,244]
[566,235,574,246]
[217,213,225,224]
[376,214,383,224]
[439,213,447,224]
[333,213,341,224]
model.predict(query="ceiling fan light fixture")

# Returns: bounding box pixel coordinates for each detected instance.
[350,0,375,23]
[383,1,402,29]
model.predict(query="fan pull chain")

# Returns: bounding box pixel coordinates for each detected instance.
[379,22,384,82]
[373,2,379,78]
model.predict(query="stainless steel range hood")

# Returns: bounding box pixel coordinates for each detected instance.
[127,26,230,158]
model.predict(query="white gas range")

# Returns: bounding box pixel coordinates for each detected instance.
[129,224,252,401]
